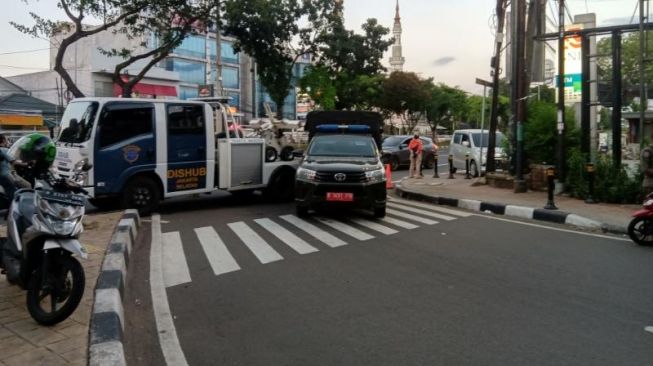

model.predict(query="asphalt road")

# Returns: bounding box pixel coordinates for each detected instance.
[124,192,653,366]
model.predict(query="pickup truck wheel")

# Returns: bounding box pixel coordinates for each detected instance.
[265,147,278,162]
[122,177,160,215]
[265,170,295,202]
[373,206,386,218]
[280,147,294,161]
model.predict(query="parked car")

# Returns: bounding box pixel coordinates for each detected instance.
[450,129,505,177]
[381,135,437,171]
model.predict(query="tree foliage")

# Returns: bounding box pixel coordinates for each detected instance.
[597,32,653,99]
[425,83,469,136]
[13,0,215,98]
[377,72,431,133]
[223,0,337,118]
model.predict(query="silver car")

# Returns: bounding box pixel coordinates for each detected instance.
[450,129,505,176]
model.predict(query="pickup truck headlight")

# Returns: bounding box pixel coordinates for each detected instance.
[365,168,386,183]
[296,167,316,182]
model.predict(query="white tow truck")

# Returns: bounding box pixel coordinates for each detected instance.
[53,97,299,213]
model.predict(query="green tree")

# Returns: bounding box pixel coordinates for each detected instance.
[425,83,469,137]
[523,100,579,166]
[378,72,431,133]
[223,0,337,118]
[303,17,393,110]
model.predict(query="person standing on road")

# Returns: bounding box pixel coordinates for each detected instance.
[641,142,653,196]
[408,133,423,178]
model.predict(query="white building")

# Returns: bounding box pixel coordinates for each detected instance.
[388,0,405,72]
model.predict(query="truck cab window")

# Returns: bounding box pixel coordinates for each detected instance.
[98,104,154,148]
[167,105,205,135]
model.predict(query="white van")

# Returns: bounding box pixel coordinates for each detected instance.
[450,129,505,176]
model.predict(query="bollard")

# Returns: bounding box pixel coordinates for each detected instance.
[544,167,558,210]
[433,153,439,178]
[465,154,471,179]
[448,154,455,179]
[585,163,596,204]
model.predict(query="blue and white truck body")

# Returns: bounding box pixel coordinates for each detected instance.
[53,98,298,212]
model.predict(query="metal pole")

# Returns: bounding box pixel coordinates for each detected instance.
[612,30,623,168]
[556,0,567,189]
[480,85,486,176]
[581,35,591,156]
[487,0,507,173]
[514,0,527,192]
[640,0,649,150]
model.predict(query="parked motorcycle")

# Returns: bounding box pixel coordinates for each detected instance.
[628,193,653,246]
[0,134,91,325]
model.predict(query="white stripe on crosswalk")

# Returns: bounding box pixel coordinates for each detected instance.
[348,217,398,235]
[254,218,319,255]
[162,232,192,288]
[387,202,456,221]
[378,216,419,229]
[386,208,439,225]
[227,222,283,264]
[279,215,347,248]
[314,217,375,241]
[388,196,472,217]
[194,226,241,276]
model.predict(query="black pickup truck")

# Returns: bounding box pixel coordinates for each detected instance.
[294,111,387,217]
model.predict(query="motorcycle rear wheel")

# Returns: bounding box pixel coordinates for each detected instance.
[627,217,653,246]
[27,254,85,326]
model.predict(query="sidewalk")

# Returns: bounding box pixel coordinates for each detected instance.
[0,211,123,366]
[395,174,639,234]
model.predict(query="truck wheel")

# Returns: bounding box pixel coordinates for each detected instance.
[280,147,294,161]
[265,147,278,162]
[373,206,386,218]
[122,176,160,215]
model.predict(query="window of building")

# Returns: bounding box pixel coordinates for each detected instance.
[179,86,199,100]
[174,35,206,59]
[94,81,113,97]
[210,40,239,65]
[167,104,205,135]
[222,67,239,89]
[98,103,154,148]
[166,58,206,84]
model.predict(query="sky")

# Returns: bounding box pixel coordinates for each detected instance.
[0,0,644,95]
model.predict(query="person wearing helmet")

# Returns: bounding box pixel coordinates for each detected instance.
[10,134,56,187]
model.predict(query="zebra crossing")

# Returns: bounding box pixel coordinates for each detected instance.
[159,197,472,288]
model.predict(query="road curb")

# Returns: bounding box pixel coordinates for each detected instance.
[89,209,140,366]
[393,184,623,233]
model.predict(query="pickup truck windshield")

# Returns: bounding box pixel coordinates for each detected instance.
[57,101,99,144]
[308,135,377,158]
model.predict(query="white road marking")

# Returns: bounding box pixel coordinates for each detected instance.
[254,218,319,255]
[150,215,189,366]
[194,226,241,276]
[379,216,419,229]
[348,217,398,235]
[477,215,632,242]
[387,202,456,221]
[227,222,283,264]
[388,196,472,217]
[645,326,653,334]
[314,217,375,241]
[279,215,347,248]
[386,208,438,225]
[162,232,192,288]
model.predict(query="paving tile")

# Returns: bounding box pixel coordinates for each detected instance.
[46,335,87,354]
[0,326,12,339]
[3,347,68,366]
[20,327,67,347]
[5,318,40,333]
[0,306,30,324]
[0,336,37,360]
[54,322,87,338]
[0,301,14,311]
[59,346,87,364]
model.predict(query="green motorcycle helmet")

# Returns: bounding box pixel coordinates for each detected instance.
[10,134,56,176]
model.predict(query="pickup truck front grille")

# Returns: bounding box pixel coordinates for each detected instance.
[315,171,367,183]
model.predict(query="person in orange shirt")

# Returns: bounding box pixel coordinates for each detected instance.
[408,133,423,178]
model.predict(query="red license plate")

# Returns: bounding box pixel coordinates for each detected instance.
[326,192,354,202]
